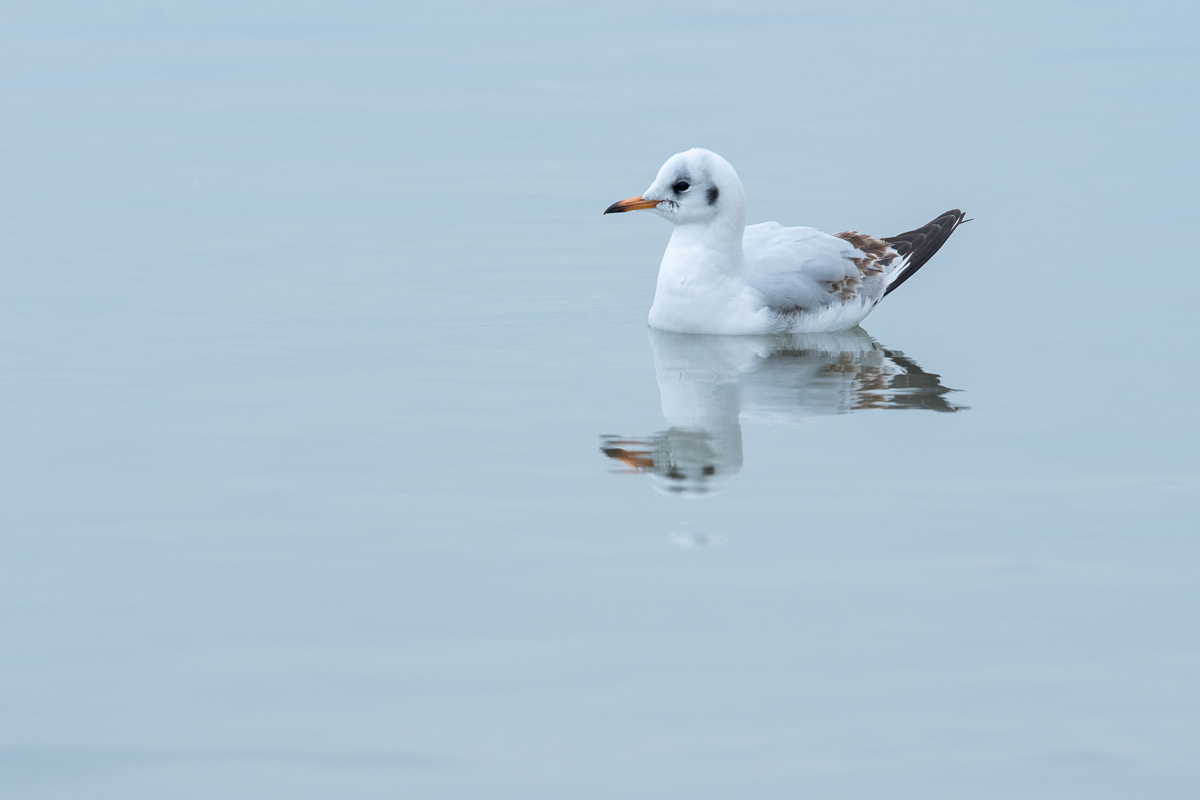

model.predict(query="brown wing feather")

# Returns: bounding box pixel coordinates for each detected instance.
[830,231,897,302]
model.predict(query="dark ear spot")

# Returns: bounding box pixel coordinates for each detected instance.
[707,186,719,205]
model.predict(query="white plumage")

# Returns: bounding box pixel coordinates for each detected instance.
[605,148,965,335]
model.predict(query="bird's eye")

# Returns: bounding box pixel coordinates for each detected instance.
[673,180,690,193]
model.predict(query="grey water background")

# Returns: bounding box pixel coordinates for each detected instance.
[1,1,1198,797]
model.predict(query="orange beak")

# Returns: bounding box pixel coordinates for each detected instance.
[603,195,661,214]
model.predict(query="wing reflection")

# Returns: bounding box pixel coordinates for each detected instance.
[601,328,965,496]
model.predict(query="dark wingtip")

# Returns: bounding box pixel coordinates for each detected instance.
[881,209,967,297]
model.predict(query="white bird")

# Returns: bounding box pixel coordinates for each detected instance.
[605,148,967,335]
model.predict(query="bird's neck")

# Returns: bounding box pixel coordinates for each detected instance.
[662,210,746,282]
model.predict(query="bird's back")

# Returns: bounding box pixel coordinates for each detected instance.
[742,223,893,322]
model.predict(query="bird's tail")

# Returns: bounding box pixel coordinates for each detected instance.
[882,209,968,297]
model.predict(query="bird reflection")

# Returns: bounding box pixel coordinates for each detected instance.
[601,328,965,496]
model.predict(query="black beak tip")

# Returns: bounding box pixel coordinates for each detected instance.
[603,201,626,215]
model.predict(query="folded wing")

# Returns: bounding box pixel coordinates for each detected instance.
[742,223,898,314]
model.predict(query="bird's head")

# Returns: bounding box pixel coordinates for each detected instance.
[604,148,744,226]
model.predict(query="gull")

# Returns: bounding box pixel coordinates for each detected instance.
[605,148,967,334]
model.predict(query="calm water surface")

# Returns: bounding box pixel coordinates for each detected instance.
[1,2,1198,798]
